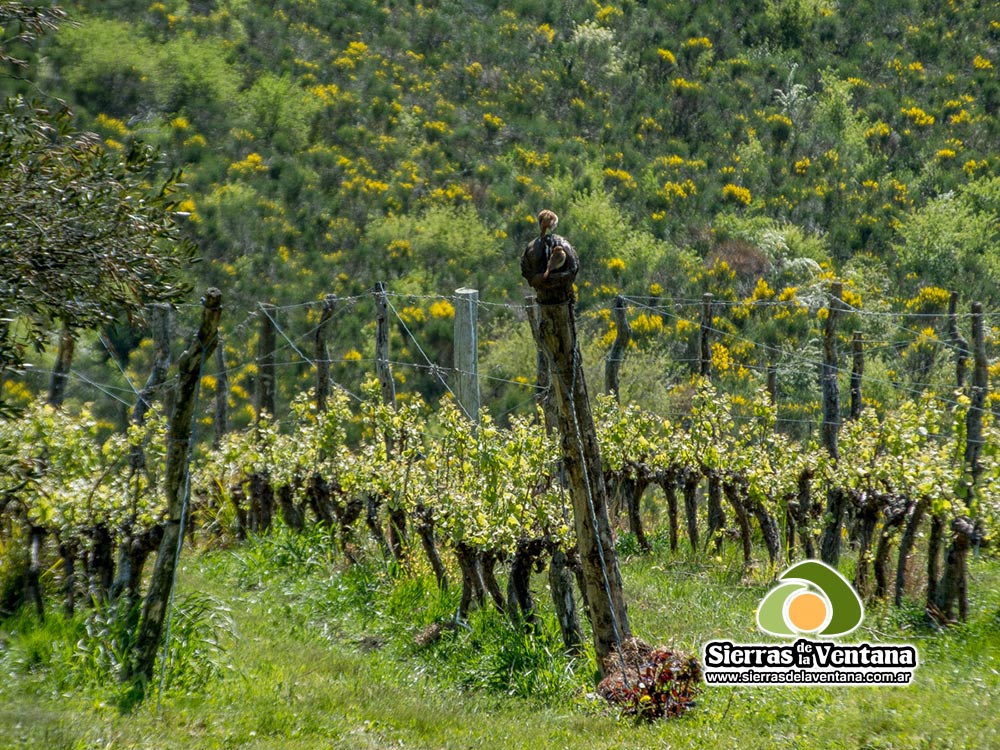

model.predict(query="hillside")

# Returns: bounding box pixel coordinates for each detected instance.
[4,0,1000,421]
[35,0,1000,285]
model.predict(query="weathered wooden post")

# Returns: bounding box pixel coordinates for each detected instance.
[766,361,778,406]
[315,294,337,412]
[964,302,987,481]
[948,291,970,390]
[819,281,846,566]
[521,220,632,672]
[249,302,277,533]
[256,303,277,420]
[110,303,174,606]
[374,282,396,411]
[526,293,558,434]
[129,288,221,690]
[699,293,714,378]
[850,330,864,420]
[526,292,583,654]
[453,288,481,422]
[374,282,406,562]
[213,342,229,449]
[936,302,988,621]
[605,295,631,401]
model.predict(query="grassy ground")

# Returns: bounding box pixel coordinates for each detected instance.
[1,530,998,750]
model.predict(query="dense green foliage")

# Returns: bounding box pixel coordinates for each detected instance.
[22,0,1000,300]
[4,0,1000,427]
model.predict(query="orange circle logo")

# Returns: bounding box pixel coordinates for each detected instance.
[785,591,829,633]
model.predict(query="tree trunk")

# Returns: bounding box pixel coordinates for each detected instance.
[58,541,76,616]
[548,548,584,655]
[936,517,974,622]
[415,506,448,590]
[722,479,753,568]
[925,512,944,608]
[659,470,679,553]
[47,324,75,407]
[454,543,486,621]
[705,470,726,552]
[820,486,847,567]
[682,468,700,552]
[892,496,926,605]
[851,492,879,598]
[25,525,45,620]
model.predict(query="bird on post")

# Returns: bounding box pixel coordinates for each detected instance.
[537,208,559,238]
[536,209,567,279]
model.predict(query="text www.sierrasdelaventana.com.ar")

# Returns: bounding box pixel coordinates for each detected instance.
[701,639,918,686]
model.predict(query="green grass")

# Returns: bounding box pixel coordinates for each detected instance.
[1,531,999,750]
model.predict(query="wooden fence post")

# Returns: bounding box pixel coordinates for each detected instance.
[129,288,221,690]
[250,302,277,533]
[315,294,337,412]
[948,291,970,390]
[520,224,632,674]
[213,342,229,449]
[256,303,277,420]
[453,288,480,422]
[766,362,778,406]
[605,295,631,401]
[964,302,987,480]
[374,282,406,561]
[527,292,584,653]
[850,330,864,420]
[936,303,988,621]
[821,281,842,459]
[819,281,846,567]
[699,293,714,378]
[109,303,174,607]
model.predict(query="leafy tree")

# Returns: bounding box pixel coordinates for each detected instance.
[0,5,192,405]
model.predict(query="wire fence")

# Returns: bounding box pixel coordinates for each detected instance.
[8,284,996,437]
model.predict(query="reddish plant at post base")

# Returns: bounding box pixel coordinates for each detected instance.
[597,641,703,720]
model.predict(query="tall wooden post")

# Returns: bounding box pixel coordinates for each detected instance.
[526,293,583,654]
[315,294,337,412]
[934,303,986,622]
[129,289,221,689]
[819,281,846,566]
[965,302,987,480]
[821,281,842,459]
[526,293,557,434]
[521,226,632,673]
[373,282,396,413]
[256,303,277,420]
[699,293,714,378]
[213,343,229,449]
[374,282,406,561]
[453,288,480,422]
[110,303,174,606]
[605,295,631,401]
[850,330,864,420]
[766,362,778,406]
[948,291,970,390]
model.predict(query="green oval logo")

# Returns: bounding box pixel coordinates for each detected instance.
[757,560,864,638]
